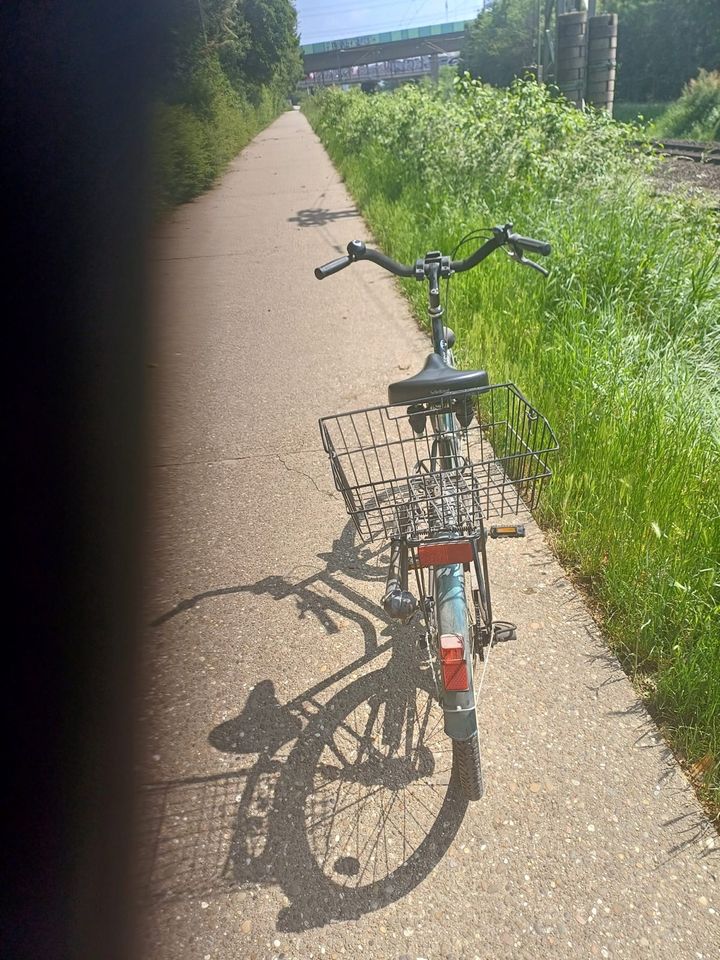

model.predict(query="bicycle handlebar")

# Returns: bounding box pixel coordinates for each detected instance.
[314,241,415,279]
[346,240,415,277]
[450,233,505,273]
[314,255,353,279]
[506,233,552,257]
[314,225,551,281]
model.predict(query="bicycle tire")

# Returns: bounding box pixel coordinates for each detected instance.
[451,566,483,801]
[453,574,487,801]
[452,733,483,801]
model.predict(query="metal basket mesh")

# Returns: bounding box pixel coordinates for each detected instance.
[319,383,558,543]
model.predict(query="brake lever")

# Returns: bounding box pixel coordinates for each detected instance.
[523,257,549,277]
[505,247,549,278]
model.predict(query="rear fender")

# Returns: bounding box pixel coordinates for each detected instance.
[434,563,477,741]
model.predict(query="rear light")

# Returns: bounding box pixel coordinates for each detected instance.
[417,541,474,567]
[440,633,469,691]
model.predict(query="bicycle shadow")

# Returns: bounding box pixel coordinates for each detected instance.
[150,524,388,655]
[211,653,466,930]
[139,523,469,928]
[288,207,359,228]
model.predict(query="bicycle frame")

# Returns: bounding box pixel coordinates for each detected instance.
[384,267,493,742]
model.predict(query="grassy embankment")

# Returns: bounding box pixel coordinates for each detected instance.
[615,69,720,141]
[305,79,720,812]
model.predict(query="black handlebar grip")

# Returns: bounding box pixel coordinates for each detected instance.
[507,233,552,257]
[314,255,352,279]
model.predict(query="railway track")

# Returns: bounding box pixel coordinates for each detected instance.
[638,138,720,165]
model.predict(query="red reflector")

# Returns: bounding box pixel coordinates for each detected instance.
[442,661,469,691]
[440,634,469,690]
[417,541,473,567]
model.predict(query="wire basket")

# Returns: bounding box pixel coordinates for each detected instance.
[319,383,558,543]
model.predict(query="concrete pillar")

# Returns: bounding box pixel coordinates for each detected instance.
[556,10,588,108]
[586,14,618,115]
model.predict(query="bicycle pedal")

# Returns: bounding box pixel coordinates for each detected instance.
[493,621,517,643]
[489,525,525,539]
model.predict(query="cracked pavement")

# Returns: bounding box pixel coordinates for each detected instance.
[138,110,718,960]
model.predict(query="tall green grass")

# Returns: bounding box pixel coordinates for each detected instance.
[305,80,720,809]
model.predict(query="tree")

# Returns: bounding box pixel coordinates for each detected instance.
[463,1,720,101]
[603,0,720,101]
[240,0,302,89]
[463,0,555,87]
[160,0,302,100]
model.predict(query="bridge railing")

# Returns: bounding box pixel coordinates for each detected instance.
[301,54,460,89]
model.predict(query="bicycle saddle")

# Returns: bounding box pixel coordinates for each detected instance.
[388,353,489,404]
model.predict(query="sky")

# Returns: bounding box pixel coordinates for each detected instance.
[295,1,489,46]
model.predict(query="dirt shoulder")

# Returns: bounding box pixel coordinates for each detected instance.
[649,154,720,207]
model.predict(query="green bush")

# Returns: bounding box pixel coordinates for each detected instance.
[152,53,287,209]
[653,70,720,141]
[305,80,720,805]
[153,102,214,204]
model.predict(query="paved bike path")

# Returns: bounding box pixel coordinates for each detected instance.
[140,110,717,960]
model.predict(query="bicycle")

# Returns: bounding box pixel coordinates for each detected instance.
[314,223,558,801]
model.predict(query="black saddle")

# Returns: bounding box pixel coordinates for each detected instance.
[388,353,489,405]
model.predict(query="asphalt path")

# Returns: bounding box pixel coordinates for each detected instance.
[139,109,718,960]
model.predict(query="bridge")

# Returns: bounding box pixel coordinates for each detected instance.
[301,21,467,84]
[298,53,461,90]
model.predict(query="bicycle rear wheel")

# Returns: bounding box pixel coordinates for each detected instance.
[451,567,483,801]
[430,563,484,801]
[452,731,483,801]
